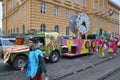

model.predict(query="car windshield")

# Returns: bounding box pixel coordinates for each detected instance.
[2,40,15,46]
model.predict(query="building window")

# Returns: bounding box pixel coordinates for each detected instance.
[66,26,69,35]
[8,2,10,10]
[94,16,97,22]
[99,28,102,34]
[8,30,10,35]
[66,9,70,18]
[11,29,12,35]
[66,0,70,2]
[22,5,26,15]
[100,18,103,26]
[74,0,78,4]
[112,32,114,37]
[40,24,46,32]
[23,25,25,34]
[104,30,106,34]
[54,6,59,16]
[115,32,116,36]
[17,27,19,34]
[93,1,97,10]
[41,2,46,14]
[100,6,104,12]
[14,28,15,34]
[93,27,98,34]
[54,25,59,32]
[75,11,79,14]
[82,0,86,7]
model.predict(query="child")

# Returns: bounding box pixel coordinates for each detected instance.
[21,38,48,80]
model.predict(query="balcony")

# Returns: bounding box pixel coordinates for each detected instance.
[53,0,62,3]
[81,7,87,12]
[73,3,80,9]
[64,0,72,6]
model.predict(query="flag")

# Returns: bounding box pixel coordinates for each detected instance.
[108,9,114,16]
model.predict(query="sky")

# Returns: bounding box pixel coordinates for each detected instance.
[110,0,120,8]
[0,1,120,30]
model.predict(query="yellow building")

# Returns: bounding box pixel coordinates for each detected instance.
[1,0,120,36]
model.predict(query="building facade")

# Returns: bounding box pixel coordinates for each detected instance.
[1,0,120,36]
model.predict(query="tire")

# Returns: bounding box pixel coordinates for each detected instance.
[13,55,27,70]
[7,61,13,66]
[49,51,59,63]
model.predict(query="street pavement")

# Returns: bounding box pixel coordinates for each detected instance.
[105,70,120,80]
[61,53,120,80]
[0,48,120,80]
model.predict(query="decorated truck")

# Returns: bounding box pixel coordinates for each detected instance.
[1,32,61,69]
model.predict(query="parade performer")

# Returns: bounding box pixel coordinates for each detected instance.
[107,39,113,58]
[97,36,105,58]
[112,37,118,55]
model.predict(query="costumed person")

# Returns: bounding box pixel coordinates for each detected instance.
[78,32,82,39]
[112,37,118,55]
[107,39,113,58]
[95,38,99,51]
[97,36,105,58]
[21,38,48,80]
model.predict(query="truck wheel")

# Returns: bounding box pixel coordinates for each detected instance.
[50,51,59,63]
[7,62,13,66]
[13,55,27,70]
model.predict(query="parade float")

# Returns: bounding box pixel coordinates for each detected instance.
[61,13,96,57]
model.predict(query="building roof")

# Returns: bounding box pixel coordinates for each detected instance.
[109,0,120,10]
[0,0,119,8]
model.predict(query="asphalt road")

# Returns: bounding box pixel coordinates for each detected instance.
[60,54,120,80]
[0,48,120,80]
